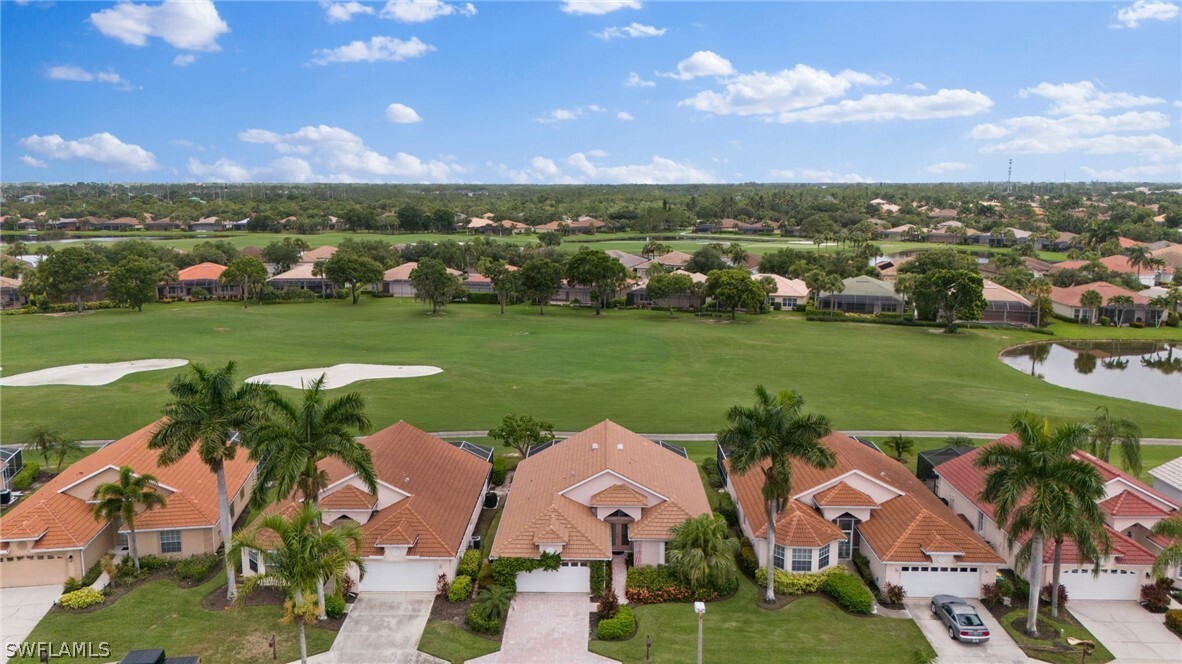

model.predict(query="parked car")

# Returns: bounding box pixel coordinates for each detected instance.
[930,594,991,643]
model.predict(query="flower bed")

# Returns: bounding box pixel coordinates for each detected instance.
[625,565,719,605]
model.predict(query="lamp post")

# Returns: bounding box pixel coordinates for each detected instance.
[694,601,706,664]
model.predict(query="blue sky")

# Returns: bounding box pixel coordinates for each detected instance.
[2,0,1180,184]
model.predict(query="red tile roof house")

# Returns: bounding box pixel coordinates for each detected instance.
[266,262,333,296]
[722,432,1003,598]
[1051,254,1174,287]
[159,262,241,300]
[489,421,710,593]
[754,273,809,309]
[462,264,518,293]
[935,439,1177,600]
[1049,282,1156,326]
[382,262,462,297]
[242,422,490,592]
[0,420,258,588]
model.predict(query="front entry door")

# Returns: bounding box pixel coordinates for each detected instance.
[611,522,631,553]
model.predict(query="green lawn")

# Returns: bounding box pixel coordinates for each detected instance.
[997,607,1115,664]
[1,300,1179,443]
[418,620,500,664]
[10,572,335,664]
[589,576,935,664]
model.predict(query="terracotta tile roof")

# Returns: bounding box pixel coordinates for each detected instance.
[982,279,1032,306]
[382,262,462,281]
[299,246,337,262]
[728,431,1001,564]
[269,263,328,281]
[1041,525,1155,566]
[176,262,227,282]
[922,534,964,554]
[321,484,377,511]
[1078,450,1178,507]
[1052,255,1173,277]
[813,481,877,508]
[0,420,256,551]
[754,273,809,298]
[1100,491,1169,518]
[590,484,649,507]
[491,420,710,559]
[754,500,845,548]
[669,269,708,284]
[1049,282,1149,308]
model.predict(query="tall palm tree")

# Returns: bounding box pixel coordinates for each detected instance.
[1123,245,1152,281]
[51,437,83,472]
[92,465,168,573]
[149,361,276,602]
[1107,294,1134,327]
[1148,295,1172,327]
[1079,289,1102,325]
[249,374,376,619]
[23,425,61,467]
[719,386,835,603]
[976,412,1107,632]
[667,514,739,592]
[1024,278,1053,328]
[232,503,364,664]
[1150,515,1182,579]
[1088,406,1142,475]
[821,274,846,317]
[883,434,914,462]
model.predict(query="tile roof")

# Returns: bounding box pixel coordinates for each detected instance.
[1100,491,1169,518]
[669,269,708,284]
[321,484,378,511]
[0,420,256,551]
[299,246,337,262]
[590,484,649,507]
[753,273,809,298]
[1049,282,1149,308]
[1149,457,1182,491]
[382,262,461,281]
[176,262,227,282]
[269,263,328,281]
[830,275,900,299]
[491,420,710,560]
[982,279,1032,306]
[754,500,845,548]
[1052,254,1173,277]
[813,481,877,508]
[1041,525,1155,566]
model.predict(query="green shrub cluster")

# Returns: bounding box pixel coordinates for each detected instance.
[62,577,85,594]
[754,566,844,596]
[325,594,346,619]
[590,560,606,594]
[490,457,507,486]
[714,492,737,529]
[58,588,104,610]
[487,554,560,591]
[173,553,220,583]
[466,605,502,634]
[2,300,119,316]
[258,286,319,304]
[457,549,481,579]
[449,575,473,602]
[821,572,874,615]
[700,459,723,489]
[626,565,719,605]
[11,463,40,491]
[1165,609,1182,636]
[597,605,635,640]
[463,292,501,305]
[736,539,758,577]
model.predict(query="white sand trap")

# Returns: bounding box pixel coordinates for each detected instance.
[0,359,189,387]
[246,364,443,389]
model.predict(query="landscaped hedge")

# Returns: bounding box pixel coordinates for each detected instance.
[597,605,635,640]
[11,463,40,491]
[325,594,346,619]
[466,605,502,634]
[736,539,758,578]
[449,575,473,602]
[700,459,723,489]
[590,560,607,594]
[463,292,501,305]
[173,553,220,583]
[755,565,844,596]
[804,309,1055,334]
[258,286,319,304]
[487,553,560,591]
[820,572,875,615]
[2,300,119,316]
[490,457,507,486]
[59,588,105,609]
[625,565,719,605]
[1165,609,1182,636]
[714,492,737,529]
[457,549,481,579]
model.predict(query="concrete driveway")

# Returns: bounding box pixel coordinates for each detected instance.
[906,598,1029,664]
[469,593,614,664]
[1,585,60,664]
[328,592,436,664]
[1069,601,1180,664]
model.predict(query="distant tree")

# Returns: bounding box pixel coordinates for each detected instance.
[996,267,1032,293]
[23,425,62,467]
[220,256,269,308]
[642,241,672,258]
[262,240,304,273]
[1107,294,1134,327]
[519,258,564,315]
[538,231,562,247]
[340,206,377,232]
[883,435,915,462]
[108,256,174,311]
[428,207,456,233]
[1148,295,1172,327]
[186,241,239,267]
[488,413,555,458]
[1024,278,1053,328]
[1088,406,1142,475]
[476,257,520,314]
[800,213,837,239]
[409,258,462,314]
[686,245,728,274]
[1079,289,1103,325]
[898,247,979,276]
[564,248,629,315]
[705,268,765,319]
[35,245,108,311]
[92,465,168,573]
[943,435,975,447]
[323,252,383,305]
[1150,515,1182,579]
[893,272,918,316]
[646,271,695,318]
[397,204,426,232]
[725,242,748,266]
[336,238,399,269]
[912,269,987,331]
[50,436,83,471]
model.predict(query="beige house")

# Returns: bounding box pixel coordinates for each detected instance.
[753,273,809,309]
[382,262,462,297]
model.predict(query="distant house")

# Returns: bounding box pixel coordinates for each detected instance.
[605,250,648,273]
[1051,254,1173,287]
[0,446,24,494]
[267,263,332,295]
[816,276,904,314]
[189,217,224,232]
[1049,282,1155,325]
[299,246,337,264]
[18,194,45,204]
[754,273,808,309]
[635,250,693,277]
[47,218,78,231]
[467,218,530,235]
[874,256,913,282]
[881,224,923,241]
[980,256,1054,280]
[536,217,606,235]
[143,218,182,231]
[630,270,706,310]
[1148,458,1182,508]
[554,279,634,306]
[739,220,779,235]
[16,218,44,231]
[95,217,141,232]
[159,262,240,299]
[0,276,25,309]
[980,279,1037,325]
[462,264,517,293]
[1035,231,1078,252]
[382,262,461,297]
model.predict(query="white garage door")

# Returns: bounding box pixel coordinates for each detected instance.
[899,566,981,599]
[515,565,590,593]
[359,561,439,592]
[1057,568,1141,600]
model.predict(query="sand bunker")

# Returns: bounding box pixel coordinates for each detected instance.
[246,364,443,389]
[0,359,189,387]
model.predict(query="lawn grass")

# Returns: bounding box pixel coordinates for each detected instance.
[996,607,1115,664]
[1,300,1178,442]
[588,575,935,664]
[418,620,500,664]
[9,571,334,664]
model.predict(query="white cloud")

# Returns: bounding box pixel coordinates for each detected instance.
[172,53,198,67]
[20,132,158,171]
[926,161,973,174]
[660,50,734,80]
[1019,81,1164,114]
[560,1,641,15]
[772,89,993,123]
[971,110,1173,156]
[187,157,252,182]
[1111,0,1179,28]
[626,72,655,88]
[322,0,375,23]
[617,111,635,121]
[907,82,927,91]
[380,0,475,22]
[594,22,666,40]
[311,36,434,64]
[565,152,716,184]
[46,65,135,90]
[19,155,47,168]
[529,156,560,177]
[89,0,229,52]
[679,64,888,116]
[385,102,423,123]
[537,105,606,123]
[187,156,319,183]
[1081,163,1182,180]
[768,168,877,183]
[238,124,454,181]
[586,149,609,158]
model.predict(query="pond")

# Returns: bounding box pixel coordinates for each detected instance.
[999,340,1182,410]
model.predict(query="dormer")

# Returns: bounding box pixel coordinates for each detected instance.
[0,518,47,555]
[921,534,965,566]
[533,516,569,555]
[375,523,418,560]
[58,465,177,504]
[795,470,904,515]
[559,469,666,518]
[589,484,650,521]
[319,484,378,525]
[811,481,881,522]
[321,475,408,517]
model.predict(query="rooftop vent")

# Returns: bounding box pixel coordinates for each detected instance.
[592,443,599,450]
[616,444,624,450]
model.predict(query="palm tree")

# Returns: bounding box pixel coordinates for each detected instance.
[725,242,747,267]
[1150,515,1182,579]
[1024,278,1053,328]
[149,361,276,602]
[1148,295,1171,327]
[232,502,364,664]
[1123,245,1152,281]
[1088,407,1142,475]
[976,412,1107,632]
[470,585,513,629]
[23,425,61,467]
[666,514,739,592]
[821,274,845,317]
[943,435,975,447]
[250,373,376,619]
[92,465,168,573]
[883,435,914,462]
[1107,294,1134,327]
[719,386,835,603]
[51,437,83,471]
[1079,289,1102,325]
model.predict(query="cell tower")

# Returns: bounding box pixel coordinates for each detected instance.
[1006,159,1013,195]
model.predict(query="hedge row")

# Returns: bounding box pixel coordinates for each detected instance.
[597,605,635,640]
[820,572,875,615]
[754,566,845,596]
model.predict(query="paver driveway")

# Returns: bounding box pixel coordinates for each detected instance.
[469,593,614,664]
[330,591,436,664]
[1,585,60,664]
[906,598,1029,664]
[1069,601,1180,664]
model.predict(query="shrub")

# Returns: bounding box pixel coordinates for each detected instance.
[137,555,171,573]
[1166,313,1179,327]
[325,594,346,619]
[820,572,875,615]
[466,604,502,634]
[1141,579,1172,612]
[1012,575,1030,603]
[1165,609,1182,636]
[464,292,500,305]
[590,560,606,594]
[754,566,844,596]
[59,588,104,610]
[1040,583,1068,608]
[11,463,40,491]
[189,287,210,301]
[80,559,104,587]
[626,565,718,605]
[994,575,1014,599]
[487,556,560,591]
[737,539,758,578]
[490,457,507,486]
[714,492,737,529]
[1130,321,1145,328]
[882,583,907,605]
[852,552,873,585]
[597,587,620,619]
[62,577,84,594]
[467,585,512,635]
[477,562,495,589]
[597,605,634,641]
[458,549,481,579]
[1097,315,1111,327]
[173,553,219,583]
[449,575,473,603]
[437,574,451,597]
[700,459,722,489]
[980,583,1003,606]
